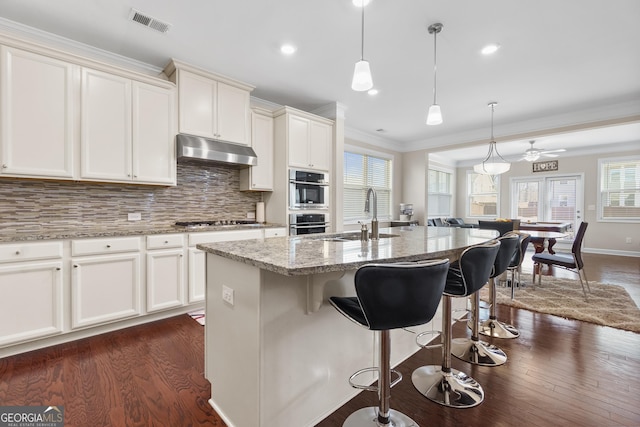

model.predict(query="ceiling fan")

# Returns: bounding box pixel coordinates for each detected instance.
[520,140,566,162]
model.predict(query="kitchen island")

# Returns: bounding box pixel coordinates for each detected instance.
[197,226,498,427]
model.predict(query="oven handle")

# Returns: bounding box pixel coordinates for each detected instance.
[289,223,330,229]
[289,180,329,186]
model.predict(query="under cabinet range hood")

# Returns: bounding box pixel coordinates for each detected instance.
[176,133,257,168]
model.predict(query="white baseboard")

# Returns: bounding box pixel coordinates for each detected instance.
[583,247,640,258]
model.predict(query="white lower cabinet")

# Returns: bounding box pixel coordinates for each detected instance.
[71,237,142,329]
[0,261,63,346]
[1,228,284,354]
[146,234,185,312]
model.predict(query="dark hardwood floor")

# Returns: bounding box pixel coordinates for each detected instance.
[0,252,638,427]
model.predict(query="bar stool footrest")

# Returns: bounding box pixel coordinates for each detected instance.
[348,367,402,392]
[416,330,441,349]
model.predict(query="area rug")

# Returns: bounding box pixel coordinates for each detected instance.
[188,309,205,326]
[480,277,640,333]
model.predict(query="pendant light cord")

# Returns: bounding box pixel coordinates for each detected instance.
[360,5,365,60]
[432,29,437,104]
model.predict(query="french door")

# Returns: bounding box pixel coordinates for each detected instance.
[511,174,584,237]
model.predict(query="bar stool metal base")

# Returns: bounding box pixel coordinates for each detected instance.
[342,407,418,427]
[479,318,520,339]
[411,365,484,409]
[451,337,507,366]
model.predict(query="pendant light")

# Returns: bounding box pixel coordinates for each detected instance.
[426,23,443,125]
[351,2,373,91]
[473,102,511,175]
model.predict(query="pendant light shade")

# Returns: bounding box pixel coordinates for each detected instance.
[351,3,373,91]
[352,60,373,91]
[474,102,511,175]
[426,104,442,125]
[426,23,443,125]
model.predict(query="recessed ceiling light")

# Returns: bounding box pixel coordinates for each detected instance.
[368,88,379,95]
[353,0,371,7]
[481,43,501,55]
[280,44,297,55]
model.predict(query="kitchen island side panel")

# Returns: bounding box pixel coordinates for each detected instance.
[205,254,442,427]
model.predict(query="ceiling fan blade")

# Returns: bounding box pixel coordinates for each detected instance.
[540,148,566,154]
[542,153,559,157]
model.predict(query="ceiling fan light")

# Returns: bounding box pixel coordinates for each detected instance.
[351,60,373,91]
[524,152,540,162]
[426,104,443,125]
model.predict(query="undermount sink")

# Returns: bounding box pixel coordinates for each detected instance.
[319,232,400,242]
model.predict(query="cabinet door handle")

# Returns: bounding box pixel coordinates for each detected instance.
[2,164,7,169]
[56,267,61,271]
[15,250,20,255]
[106,244,111,248]
[164,240,169,244]
[74,264,78,268]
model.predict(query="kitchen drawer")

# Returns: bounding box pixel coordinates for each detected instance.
[72,236,141,256]
[264,228,287,238]
[146,234,184,250]
[0,241,63,263]
[188,229,263,246]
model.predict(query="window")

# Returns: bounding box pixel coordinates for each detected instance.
[428,168,452,217]
[343,150,392,222]
[467,172,499,218]
[598,157,640,222]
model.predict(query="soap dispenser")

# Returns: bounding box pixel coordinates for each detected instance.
[359,221,369,242]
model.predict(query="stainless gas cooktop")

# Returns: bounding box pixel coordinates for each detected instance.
[174,220,258,228]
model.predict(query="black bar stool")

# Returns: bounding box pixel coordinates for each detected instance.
[412,240,500,409]
[329,259,450,427]
[479,232,521,339]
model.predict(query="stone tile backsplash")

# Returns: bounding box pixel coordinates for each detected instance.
[0,162,263,233]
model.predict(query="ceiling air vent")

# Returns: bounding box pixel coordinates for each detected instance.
[129,9,171,34]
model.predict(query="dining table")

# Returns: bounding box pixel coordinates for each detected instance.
[518,222,572,254]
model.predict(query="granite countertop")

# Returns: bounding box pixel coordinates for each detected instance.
[197,226,499,276]
[0,222,286,243]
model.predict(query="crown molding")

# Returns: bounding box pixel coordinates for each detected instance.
[344,126,404,152]
[0,17,162,76]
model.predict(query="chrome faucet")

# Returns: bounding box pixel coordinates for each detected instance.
[364,187,379,240]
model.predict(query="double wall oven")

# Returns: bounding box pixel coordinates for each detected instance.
[289,169,329,235]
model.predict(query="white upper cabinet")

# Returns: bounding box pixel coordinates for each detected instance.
[240,108,274,191]
[81,68,176,185]
[0,39,175,186]
[276,107,333,172]
[132,82,176,185]
[0,46,76,179]
[165,60,254,146]
[81,68,132,181]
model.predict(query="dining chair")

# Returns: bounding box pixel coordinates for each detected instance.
[531,222,590,299]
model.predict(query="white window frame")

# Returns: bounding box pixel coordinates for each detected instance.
[427,165,454,218]
[466,171,501,219]
[343,145,393,225]
[597,155,640,223]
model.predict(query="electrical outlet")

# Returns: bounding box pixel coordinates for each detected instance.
[626,237,632,244]
[222,285,234,306]
[127,212,142,221]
